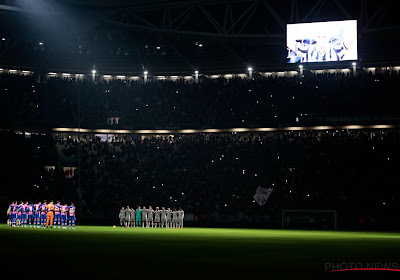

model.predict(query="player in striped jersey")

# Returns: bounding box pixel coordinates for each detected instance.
[16,201,23,227]
[40,201,47,228]
[27,203,34,228]
[21,202,29,227]
[68,203,76,229]
[60,204,68,229]
[33,201,43,228]
[12,202,19,227]
[7,201,15,227]
[54,201,61,228]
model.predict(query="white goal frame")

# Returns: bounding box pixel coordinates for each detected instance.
[282,210,338,230]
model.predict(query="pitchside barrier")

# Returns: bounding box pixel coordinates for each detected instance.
[282,210,338,230]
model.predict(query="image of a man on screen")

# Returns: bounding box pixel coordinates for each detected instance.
[287,20,357,63]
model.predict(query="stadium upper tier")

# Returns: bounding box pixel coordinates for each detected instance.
[0,69,399,129]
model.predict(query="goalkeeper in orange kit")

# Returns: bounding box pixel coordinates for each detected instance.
[46,200,55,228]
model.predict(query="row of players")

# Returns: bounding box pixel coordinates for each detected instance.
[119,206,184,228]
[7,200,76,229]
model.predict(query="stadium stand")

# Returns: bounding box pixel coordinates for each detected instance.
[1,69,400,129]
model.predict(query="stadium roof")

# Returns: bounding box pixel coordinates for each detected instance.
[0,0,399,75]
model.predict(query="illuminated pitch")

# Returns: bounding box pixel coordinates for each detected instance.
[2,225,400,276]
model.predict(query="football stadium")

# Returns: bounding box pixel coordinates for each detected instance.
[1,0,400,276]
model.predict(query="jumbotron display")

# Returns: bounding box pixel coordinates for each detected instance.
[287,20,357,63]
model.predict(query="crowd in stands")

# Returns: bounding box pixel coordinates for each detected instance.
[15,128,396,228]
[0,74,41,127]
[1,69,400,129]
[46,70,400,128]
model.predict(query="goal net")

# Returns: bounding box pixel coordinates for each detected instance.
[282,210,338,230]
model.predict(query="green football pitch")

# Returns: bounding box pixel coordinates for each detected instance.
[1,225,400,276]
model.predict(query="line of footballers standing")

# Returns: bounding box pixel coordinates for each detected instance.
[119,206,184,229]
[7,200,76,229]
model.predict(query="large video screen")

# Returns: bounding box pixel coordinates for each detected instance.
[287,20,357,63]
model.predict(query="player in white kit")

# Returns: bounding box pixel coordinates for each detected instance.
[141,206,148,228]
[130,208,136,228]
[160,207,167,228]
[177,207,184,229]
[124,206,131,228]
[147,206,154,228]
[172,208,178,228]
[166,208,172,229]
[154,207,161,228]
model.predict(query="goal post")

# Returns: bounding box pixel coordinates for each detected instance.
[282,210,338,230]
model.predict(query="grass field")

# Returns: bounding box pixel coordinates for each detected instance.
[2,225,400,276]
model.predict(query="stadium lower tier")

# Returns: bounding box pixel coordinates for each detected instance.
[1,128,399,230]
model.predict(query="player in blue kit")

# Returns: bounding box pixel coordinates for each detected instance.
[40,200,47,228]
[27,203,34,228]
[54,201,61,229]
[60,204,68,229]
[68,203,76,229]
[21,202,29,227]
[16,202,23,227]
[7,201,15,227]
[12,203,19,227]
[33,201,43,228]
